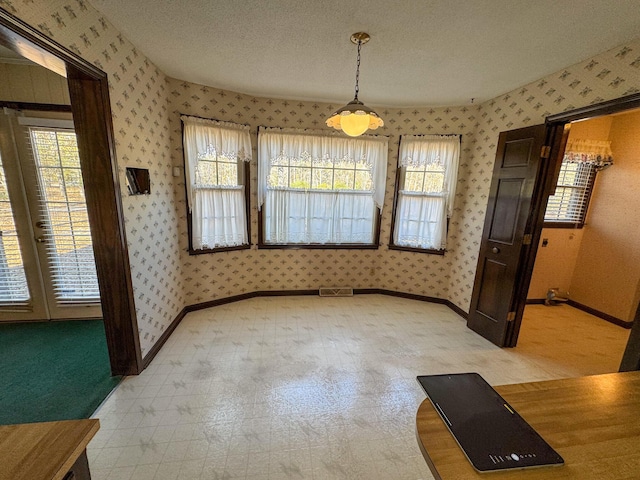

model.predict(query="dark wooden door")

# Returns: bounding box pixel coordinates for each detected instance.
[467,125,548,346]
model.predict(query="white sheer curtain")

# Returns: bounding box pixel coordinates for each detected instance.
[182,115,251,249]
[394,135,460,250]
[193,187,246,248]
[264,190,375,244]
[258,127,388,209]
[258,127,388,244]
[395,192,446,249]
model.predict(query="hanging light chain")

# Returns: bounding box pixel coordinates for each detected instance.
[325,32,383,136]
[354,38,362,101]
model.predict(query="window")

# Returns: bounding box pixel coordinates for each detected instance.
[0,151,29,305]
[544,161,597,226]
[258,128,388,246]
[544,138,612,227]
[29,127,100,303]
[181,116,251,252]
[391,135,460,252]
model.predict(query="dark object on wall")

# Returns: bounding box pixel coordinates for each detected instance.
[125,167,150,195]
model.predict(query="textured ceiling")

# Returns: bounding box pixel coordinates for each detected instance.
[88,0,640,107]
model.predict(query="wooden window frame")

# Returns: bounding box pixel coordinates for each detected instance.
[180,116,252,254]
[185,164,252,255]
[258,135,383,250]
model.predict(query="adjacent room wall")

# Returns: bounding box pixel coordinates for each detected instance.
[527,111,640,323]
[570,109,640,321]
[528,229,585,300]
[0,62,70,104]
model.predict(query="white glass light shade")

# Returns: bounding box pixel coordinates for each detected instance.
[326,99,384,137]
[339,112,371,137]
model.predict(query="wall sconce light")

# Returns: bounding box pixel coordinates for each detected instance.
[326,32,384,137]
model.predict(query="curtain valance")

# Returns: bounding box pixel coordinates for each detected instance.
[399,134,460,218]
[563,138,613,170]
[181,115,252,211]
[258,127,388,209]
[399,135,460,167]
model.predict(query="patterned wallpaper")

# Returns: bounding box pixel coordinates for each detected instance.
[6,0,640,360]
[167,80,475,305]
[169,35,640,313]
[6,0,183,357]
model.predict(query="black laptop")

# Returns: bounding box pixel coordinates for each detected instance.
[417,373,564,473]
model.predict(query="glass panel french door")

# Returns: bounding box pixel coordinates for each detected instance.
[0,151,30,305]
[0,110,101,321]
[29,127,101,305]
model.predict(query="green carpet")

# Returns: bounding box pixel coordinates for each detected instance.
[0,319,121,425]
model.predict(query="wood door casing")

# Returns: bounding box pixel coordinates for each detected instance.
[0,10,142,375]
[467,125,547,347]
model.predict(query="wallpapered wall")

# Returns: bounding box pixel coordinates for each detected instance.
[6,0,640,358]
[169,36,640,312]
[168,81,475,305]
[6,0,183,357]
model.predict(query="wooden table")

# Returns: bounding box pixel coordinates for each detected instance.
[0,419,100,480]
[416,371,640,479]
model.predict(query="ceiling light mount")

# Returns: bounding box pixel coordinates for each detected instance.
[350,32,370,46]
[326,32,383,137]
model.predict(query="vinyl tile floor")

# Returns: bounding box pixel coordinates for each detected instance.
[88,295,631,480]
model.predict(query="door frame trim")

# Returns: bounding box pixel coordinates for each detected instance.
[510,92,640,371]
[0,8,142,374]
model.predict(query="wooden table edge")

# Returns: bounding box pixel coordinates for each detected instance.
[53,419,101,480]
[415,372,640,480]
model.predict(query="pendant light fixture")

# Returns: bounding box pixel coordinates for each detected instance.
[326,32,384,137]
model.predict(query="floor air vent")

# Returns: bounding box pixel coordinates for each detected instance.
[319,287,353,297]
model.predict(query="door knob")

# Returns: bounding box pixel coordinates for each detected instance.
[492,247,500,254]
[35,236,46,243]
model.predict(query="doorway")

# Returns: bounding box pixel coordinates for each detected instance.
[518,107,640,374]
[1,9,141,374]
[468,93,640,373]
[0,108,102,321]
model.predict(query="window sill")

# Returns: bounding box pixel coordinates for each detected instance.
[258,243,379,250]
[542,222,584,229]
[388,244,446,255]
[188,244,251,255]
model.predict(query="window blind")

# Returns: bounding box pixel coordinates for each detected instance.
[0,156,30,306]
[545,161,596,224]
[29,127,100,304]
